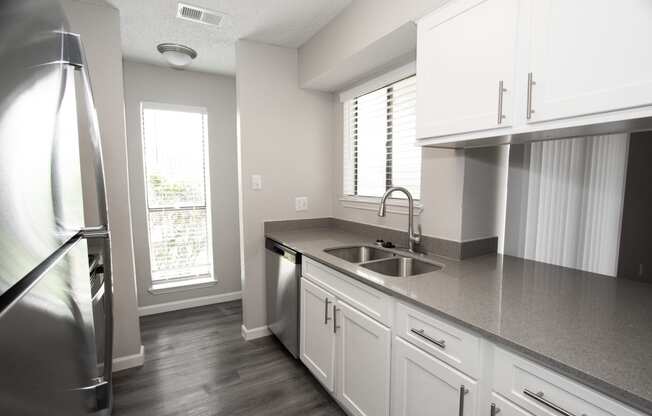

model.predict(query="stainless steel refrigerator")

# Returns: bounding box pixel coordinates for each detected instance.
[0,1,114,415]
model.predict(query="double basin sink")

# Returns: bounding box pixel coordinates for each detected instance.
[323,245,442,278]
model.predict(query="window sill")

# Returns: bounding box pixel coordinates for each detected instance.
[148,276,216,295]
[339,196,423,216]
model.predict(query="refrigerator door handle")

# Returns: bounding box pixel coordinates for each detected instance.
[0,236,83,318]
[79,227,112,380]
[80,225,110,240]
[69,44,114,387]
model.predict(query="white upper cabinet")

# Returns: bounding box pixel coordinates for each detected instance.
[416,0,520,139]
[526,0,652,123]
[416,0,652,146]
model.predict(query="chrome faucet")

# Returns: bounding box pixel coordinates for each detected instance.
[378,186,421,252]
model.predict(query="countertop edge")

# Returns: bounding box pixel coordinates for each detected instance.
[266,233,652,415]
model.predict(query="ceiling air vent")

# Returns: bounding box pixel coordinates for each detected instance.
[177,3,224,27]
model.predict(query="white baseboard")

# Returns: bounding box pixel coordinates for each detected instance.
[241,324,271,341]
[138,291,242,316]
[112,345,144,372]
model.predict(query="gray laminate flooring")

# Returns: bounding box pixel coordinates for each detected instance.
[112,301,345,416]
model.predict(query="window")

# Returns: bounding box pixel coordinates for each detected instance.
[343,74,420,200]
[141,102,213,286]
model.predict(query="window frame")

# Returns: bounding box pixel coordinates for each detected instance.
[139,101,215,290]
[339,63,423,215]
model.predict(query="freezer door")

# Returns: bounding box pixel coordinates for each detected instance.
[0,0,85,296]
[0,236,107,416]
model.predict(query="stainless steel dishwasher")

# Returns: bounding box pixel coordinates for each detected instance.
[265,238,301,358]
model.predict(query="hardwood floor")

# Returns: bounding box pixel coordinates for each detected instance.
[112,301,345,416]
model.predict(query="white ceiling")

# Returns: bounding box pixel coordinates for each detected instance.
[106,0,351,75]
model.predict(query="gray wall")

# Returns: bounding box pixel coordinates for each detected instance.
[62,0,142,359]
[461,146,509,244]
[236,40,335,331]
[122,61,241,307]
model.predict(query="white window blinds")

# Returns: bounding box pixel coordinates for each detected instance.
[141,103,213,283]
[343,75,421,199]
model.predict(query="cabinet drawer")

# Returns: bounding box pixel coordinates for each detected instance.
[492,347,644,416]
[395,302,481,378]
[302,258,392,326]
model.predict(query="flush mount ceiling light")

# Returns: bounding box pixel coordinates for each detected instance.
[157,43,197,68]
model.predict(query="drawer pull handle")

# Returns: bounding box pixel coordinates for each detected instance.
[490,403,500,416]
[459,385,469,416]
[333,305,340,333]
[324,298,331,325]
[523,389,578,416]
[410,328,446,349]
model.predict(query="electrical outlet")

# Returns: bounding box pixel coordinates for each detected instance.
[251,174,262,190]
[295,196,308,211]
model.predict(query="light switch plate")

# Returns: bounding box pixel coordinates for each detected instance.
[295,196,308,211]
[251,174,262,190]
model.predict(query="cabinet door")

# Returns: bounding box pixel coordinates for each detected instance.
[336,300,391,416]
[391,337,478,416]
[527,0,652,123]
[300,278,336,392]
[417,0,520,139]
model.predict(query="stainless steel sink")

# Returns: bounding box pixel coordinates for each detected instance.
[324,246,396,263]
[360,257,441,277]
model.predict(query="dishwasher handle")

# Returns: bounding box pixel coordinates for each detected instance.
[265,239,301,264]
[270,245,285,256]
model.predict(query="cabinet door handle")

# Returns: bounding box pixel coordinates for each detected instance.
[410,328,446,349]
[497,80,507,124]
[523,389,577,416]
[324,298,331,324]
[490,402,501,416]
[459,385,469,416]
[526,72,536,120]
[333,305,340,333]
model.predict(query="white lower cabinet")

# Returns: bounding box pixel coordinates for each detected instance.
[300,278,336,392]
[391,336,478,416]
[300,263,642,416]
[336,300,391,416]
[300,277,391,416]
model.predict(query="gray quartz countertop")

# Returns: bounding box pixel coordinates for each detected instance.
[266,227,652,414]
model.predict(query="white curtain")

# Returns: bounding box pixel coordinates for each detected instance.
[504,134,629,276]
